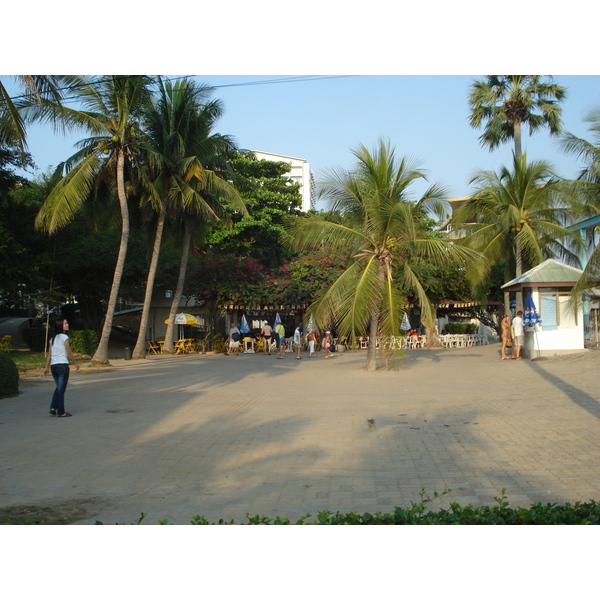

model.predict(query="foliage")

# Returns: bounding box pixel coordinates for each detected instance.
[0,170,56,312]
[0,143,34,190]
[0,353,19,398]
[289,138,486,370]
[187,253,269,306]
[22,327,47,352]
[206,152,303,269]
[68,330,99,356]
[468,75,567,157]
[88,490,600,525]
[443,322,479,334]
[560,109,600,306]
[453,154,584,283]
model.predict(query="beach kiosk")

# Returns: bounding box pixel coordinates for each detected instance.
[501,259,585,359]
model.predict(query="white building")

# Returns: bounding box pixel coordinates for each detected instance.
[501,259,585,358]
[252,151,315,212]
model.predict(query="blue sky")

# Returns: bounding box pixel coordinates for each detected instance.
[3,3,598,212]
[4,74,600,211]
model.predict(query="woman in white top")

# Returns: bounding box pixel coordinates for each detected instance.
[44,318,79,417]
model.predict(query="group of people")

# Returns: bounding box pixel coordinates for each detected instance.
[226,321,334,359]
[500,310,524,360]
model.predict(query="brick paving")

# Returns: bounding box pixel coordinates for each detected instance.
[1,343,599,524]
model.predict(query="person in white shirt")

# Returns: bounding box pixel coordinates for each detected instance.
[227,323,241,356]
[512,310,524,359]
[44,318,79,417]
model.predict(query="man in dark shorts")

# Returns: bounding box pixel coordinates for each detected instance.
[261,321,273,355]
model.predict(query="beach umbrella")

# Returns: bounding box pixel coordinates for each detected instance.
[523,293,541,326]
[524,292,541,360]
[240,314,250,334]
[164,313,198,325]
[165,313,199,340]
[401,312,411,331]
[306,314,315,332]
[273,312,282,329]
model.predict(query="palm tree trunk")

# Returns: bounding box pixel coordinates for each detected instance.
[366,263,385,371]
[163,223,192,354]
[92,149,130,364]
[514,121,522,158]
[503,261,511,318]
[366,309,379,371]
[515,238,524,314]
[132,204,167,359]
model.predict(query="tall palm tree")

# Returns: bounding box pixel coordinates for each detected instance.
[289,138,486,371]
[33,75,153,363]
[468,75,567,158]
[130,78,245,359]
[452,153,584,314]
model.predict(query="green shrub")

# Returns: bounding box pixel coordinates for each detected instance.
[69,330,99,356]
[91,490,600,525]
[0,354,19,399]
[22,328,98,356]
[22,328,48,353]
[444,323,479,335]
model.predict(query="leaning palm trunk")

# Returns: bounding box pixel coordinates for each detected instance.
[92,150,130,364]
[132,204,168,359]
[163,223,192,354]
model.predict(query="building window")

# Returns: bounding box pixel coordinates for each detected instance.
[539,288,577,329]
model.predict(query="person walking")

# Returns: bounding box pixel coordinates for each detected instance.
[307,329,317,358]
[322,331,333,358]
[500,314,511,360]
[43,318,79,417]
[260,321,273,355]
[293,326,302,359]
[276,322,286,359]
[227,322,241,356]
[512,310,524,359]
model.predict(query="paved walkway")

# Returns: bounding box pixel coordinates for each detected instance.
[1,344,599,524]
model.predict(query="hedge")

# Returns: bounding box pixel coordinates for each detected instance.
[92,490,600,525]
[22,328,98,356]
[0,354,19,399]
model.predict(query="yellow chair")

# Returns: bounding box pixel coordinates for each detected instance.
[0,335,11,352]
[174,339,186,354]
[147,340,161,354]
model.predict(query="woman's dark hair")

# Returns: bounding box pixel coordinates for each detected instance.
[50,318,67,345]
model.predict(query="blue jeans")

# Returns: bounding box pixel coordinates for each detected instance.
[50,364,70,415]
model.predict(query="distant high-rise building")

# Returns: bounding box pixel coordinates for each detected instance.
[252,151,314,212]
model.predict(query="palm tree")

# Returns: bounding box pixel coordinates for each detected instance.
[33,75,153,363]
[0,75,79,154]
[452,153,584,314]
[468,75,567,158]
[560,109,600,305]
[130,78,245,359]
[289,138,486,371]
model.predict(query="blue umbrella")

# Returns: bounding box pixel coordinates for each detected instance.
[240,314,250,334]
[273,312,282,329]
[524,293,542,327]
[401,312,411,331]
[306,314,315,332]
